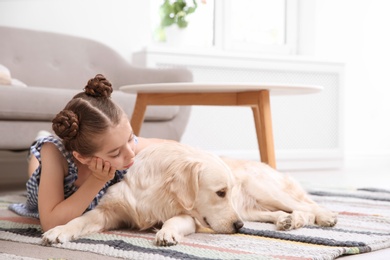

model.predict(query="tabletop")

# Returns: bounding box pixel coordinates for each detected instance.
[119,82,323,95]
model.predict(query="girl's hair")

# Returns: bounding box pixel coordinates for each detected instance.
[52,74,124,155]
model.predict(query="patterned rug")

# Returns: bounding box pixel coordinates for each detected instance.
[1,188,390,260]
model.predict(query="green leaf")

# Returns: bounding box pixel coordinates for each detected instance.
[161,16,175,27]
[187,0,198,14]
[173,1,186,13]
[177,16,188,28]
[158,0,198,29]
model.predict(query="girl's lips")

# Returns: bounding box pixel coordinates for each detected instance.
[124,161,134,169]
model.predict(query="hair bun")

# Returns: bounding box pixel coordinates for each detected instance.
[52,110,79,141]
[84,74,113,98]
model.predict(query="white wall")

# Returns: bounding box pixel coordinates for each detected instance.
[1,0,389,168]
[314,0,390,167]
[0,0,151,59]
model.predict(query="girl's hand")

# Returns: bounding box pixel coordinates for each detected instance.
[88,157,116,182]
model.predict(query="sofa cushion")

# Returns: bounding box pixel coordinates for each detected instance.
[0,64,27,87]
[0,86,179,121]
[0,64,11,85]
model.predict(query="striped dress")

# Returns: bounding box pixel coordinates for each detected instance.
[8,135,130,219]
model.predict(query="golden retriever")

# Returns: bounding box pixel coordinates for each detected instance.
[42,142,337,246]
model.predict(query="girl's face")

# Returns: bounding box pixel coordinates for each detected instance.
[94,115,137,170]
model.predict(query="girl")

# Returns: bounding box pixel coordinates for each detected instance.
[9,74,168,232]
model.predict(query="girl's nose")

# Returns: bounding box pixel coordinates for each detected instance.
[125,141,136,158]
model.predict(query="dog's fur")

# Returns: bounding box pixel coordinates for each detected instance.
[42,142,337,246]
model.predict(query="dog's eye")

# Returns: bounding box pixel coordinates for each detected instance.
[216,190,226,198]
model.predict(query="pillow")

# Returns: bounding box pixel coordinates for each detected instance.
[0,64,12,85]
[11,78,27,87]
[0,64,27,87]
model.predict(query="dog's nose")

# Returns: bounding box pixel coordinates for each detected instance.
[233,220,244,231]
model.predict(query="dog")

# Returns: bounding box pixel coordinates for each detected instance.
[42,142,337,246]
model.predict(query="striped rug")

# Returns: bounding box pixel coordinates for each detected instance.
[1,188,389,259]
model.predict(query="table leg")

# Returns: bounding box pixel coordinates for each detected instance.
[130,94,148,136]
[130,91,277,168]
[251,91,276,168]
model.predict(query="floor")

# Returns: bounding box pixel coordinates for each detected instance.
[286,166,390,191]
[285,164,390,259]
[1,160,389,259]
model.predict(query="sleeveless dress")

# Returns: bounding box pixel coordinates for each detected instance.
[8,135,134,219]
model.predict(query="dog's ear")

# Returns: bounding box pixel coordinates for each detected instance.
[171,160,201,211]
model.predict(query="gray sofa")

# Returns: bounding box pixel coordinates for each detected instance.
[0,26,193,151]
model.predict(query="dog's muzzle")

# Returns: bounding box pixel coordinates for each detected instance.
[233,220,244,231]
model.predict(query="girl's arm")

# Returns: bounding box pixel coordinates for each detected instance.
[38,142,115,232]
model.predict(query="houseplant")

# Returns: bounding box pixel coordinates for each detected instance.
[155,0,199,42]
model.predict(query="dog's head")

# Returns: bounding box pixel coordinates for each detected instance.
[167,144,243,234]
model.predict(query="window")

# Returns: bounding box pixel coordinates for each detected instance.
[152,0,298,54]
[219,0,297,54]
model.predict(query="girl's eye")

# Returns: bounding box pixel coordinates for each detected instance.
[112,152,120,158]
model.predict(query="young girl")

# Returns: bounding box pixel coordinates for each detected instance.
[9,74,168,232]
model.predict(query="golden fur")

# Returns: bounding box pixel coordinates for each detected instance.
[42,142,337,246]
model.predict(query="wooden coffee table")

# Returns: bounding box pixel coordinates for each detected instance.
[120,82,322,168]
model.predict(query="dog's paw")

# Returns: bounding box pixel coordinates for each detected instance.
[42,225,77,246]
[316,211,338,227]
[276,211,314,231]
[155,228,181,246]
[276,214,293,231]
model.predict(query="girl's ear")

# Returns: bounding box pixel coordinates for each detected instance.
[72,151,92,165]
